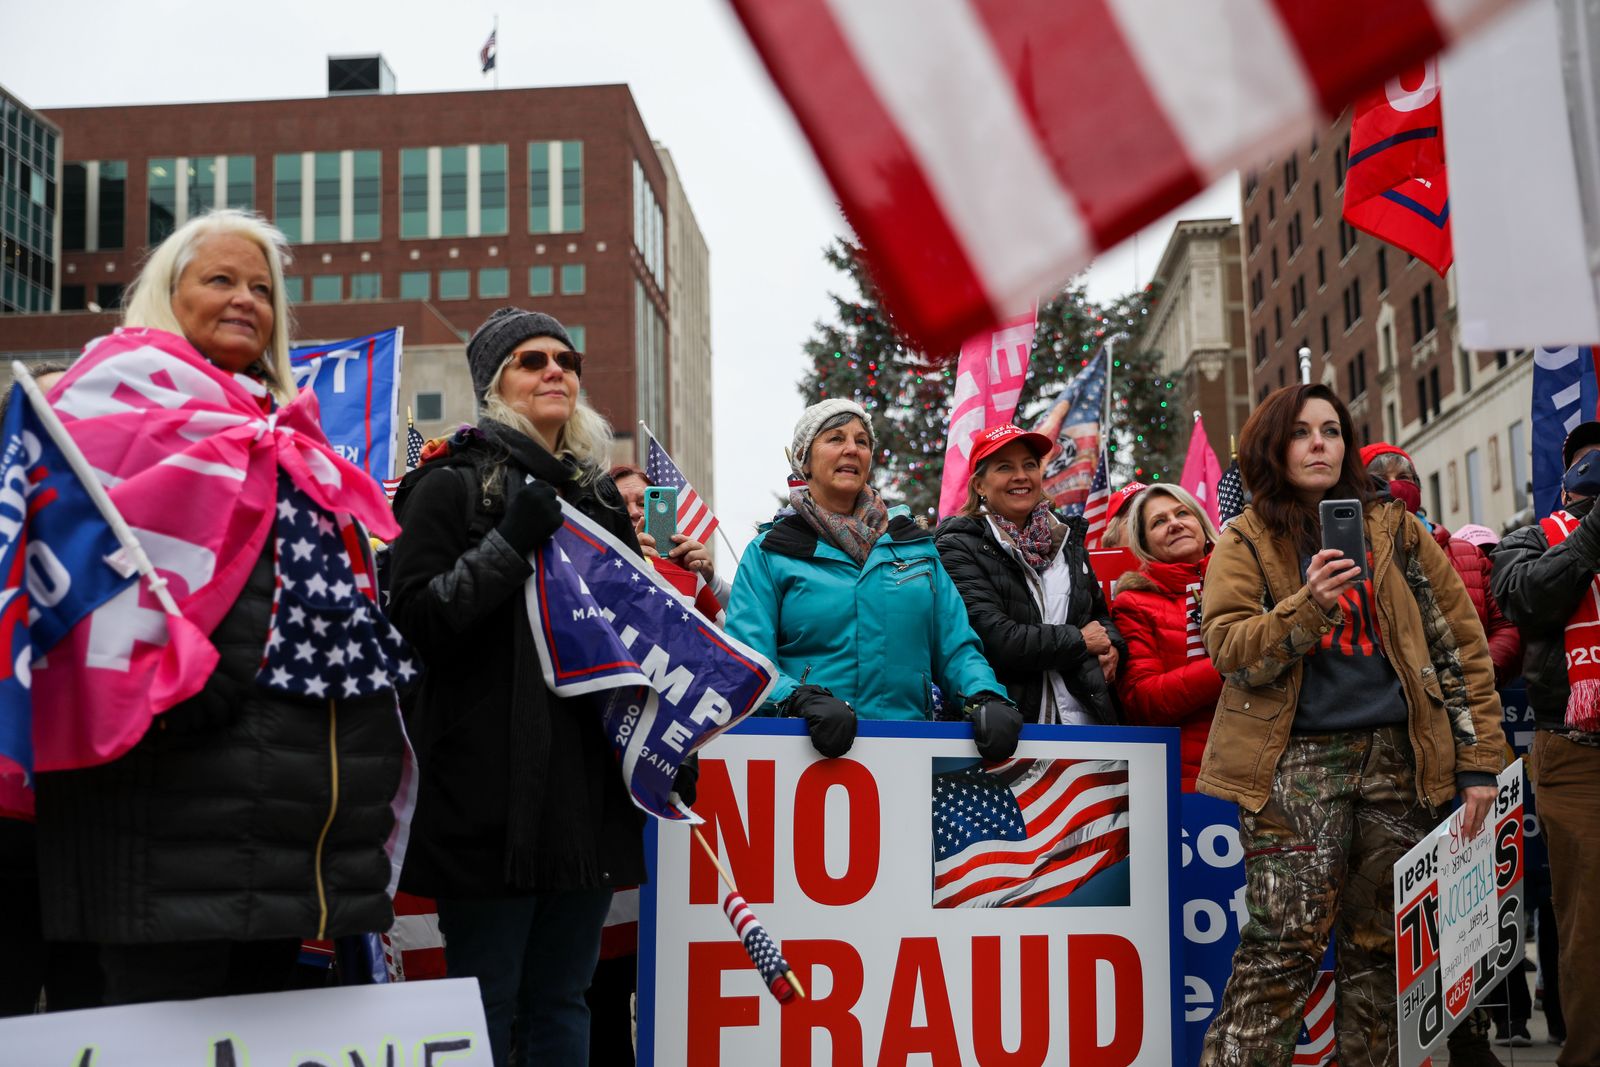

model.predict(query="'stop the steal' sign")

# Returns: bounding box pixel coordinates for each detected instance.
[1393,760,1526,1067]
[290,328,404,480]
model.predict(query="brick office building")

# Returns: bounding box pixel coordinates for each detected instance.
[0,63,714,489]
[1240,111,1533,531]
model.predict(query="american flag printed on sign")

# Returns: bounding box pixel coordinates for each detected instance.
[645,431,718,544]
[1082,450,1111,549]
[724,0,1529,353]
[932,757,1130,909]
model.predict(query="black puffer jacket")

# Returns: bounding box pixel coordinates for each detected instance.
[1493,495,1600,732]
[387,425,646,898]
[35,542,405,944]
[935,512,1124,724]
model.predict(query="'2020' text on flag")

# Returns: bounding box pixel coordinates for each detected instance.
[937,311,1036,518]
[725,0,1528,352]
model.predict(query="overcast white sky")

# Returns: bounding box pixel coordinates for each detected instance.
[0,0,1237,557]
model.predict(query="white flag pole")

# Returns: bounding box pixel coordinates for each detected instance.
[11,362,183,618]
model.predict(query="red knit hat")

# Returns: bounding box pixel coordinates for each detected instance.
[1359,442,1413,468]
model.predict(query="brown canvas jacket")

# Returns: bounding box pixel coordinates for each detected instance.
[1197,499,1503,812]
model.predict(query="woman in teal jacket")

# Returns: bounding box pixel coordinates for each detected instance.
[728,399,1015,760]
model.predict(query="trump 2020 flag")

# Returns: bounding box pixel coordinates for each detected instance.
[1533,346,1600,516]
[525,499,776,819]
[937,311,1036,518]
[1034,348,1107,514]
[1343,63,1452,276]
[0,383,139,817]
[291,328,405,481]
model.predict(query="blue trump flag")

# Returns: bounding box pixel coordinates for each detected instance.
[525,500,776,820]
[290,328,404,481]
[0,382,138,817]
[1532,346,1600,517]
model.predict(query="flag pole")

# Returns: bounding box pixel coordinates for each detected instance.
[10,363,183,619]
[692,827,807,1000]
[493,14,499,91]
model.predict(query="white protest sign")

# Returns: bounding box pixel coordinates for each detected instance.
[639,719,1182,1066]
[0,977,491,1066]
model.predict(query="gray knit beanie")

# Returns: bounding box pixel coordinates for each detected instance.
[466,306,575,402]
[790,398,873,477]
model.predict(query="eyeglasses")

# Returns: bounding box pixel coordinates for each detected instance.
[511,348,584,377]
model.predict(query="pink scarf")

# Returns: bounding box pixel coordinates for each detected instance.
[32,328,401,771]
[1540,512,1600,730]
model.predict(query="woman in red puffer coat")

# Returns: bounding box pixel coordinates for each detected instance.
[1111,484,1223,788]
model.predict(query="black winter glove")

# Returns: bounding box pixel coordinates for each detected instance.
[673,754,700,807]
[782,684,857,759]
[496,472,564,554]
[967,694,1024,762]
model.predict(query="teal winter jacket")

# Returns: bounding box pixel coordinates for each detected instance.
[727,511,1005,720]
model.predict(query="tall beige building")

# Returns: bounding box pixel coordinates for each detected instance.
[1138,218,1252,462]
[655,146,714,511]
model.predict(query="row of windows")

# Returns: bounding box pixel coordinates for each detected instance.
[61,161,128,252]
[278,264,588,304]
[1,96,57,183]
[633,159,664,287]
[275,150,381,244]
[150,155,258,245]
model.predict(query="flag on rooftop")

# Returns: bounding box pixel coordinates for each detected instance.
[480,29,497,74]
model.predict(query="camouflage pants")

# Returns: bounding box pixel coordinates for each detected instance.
[1200,725,1434,1067]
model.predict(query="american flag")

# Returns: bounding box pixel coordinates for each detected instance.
[645,430,719,544]
[1082,450,1111,549]
[381,891,447,982]
[1185,582,1206,661]
[480,28,497,73]
[723,0,1523,353]
[383,425,426,501]
[932,757,1130,909]
[257,477,415,700]
[1035,348,1107,515]
[722,890,798,1003]
[1293,970,1338,1066]
[1217,459,1246,527]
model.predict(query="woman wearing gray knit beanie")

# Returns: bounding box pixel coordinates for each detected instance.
[386,307,648,1067]
[725,398,1016,761]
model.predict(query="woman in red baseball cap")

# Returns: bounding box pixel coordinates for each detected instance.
[935,424,1124,734]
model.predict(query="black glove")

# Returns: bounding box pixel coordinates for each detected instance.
[967,694,1024,762]
[496,471,563,554]
[673,754,700,807]
[782,684,857,758]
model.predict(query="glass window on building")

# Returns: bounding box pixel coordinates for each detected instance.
[99,160,126,250]
[440,146,469,237]
[567,325,586,352]
[438,269,470,300]
[225,155,255,210]
[274,154,302,243]
[352,150,380,240]
[529,265,553,296]
[313,152,341,243]
[415,392,444,421]
[479,267,509,299]
[188,158,212,221]
[310,275,342,303]
[148,157,178,245]
[560,264,585,295]
[561,141,583,232]
[350,272,381,300]
[479,143,508,236]
[1465,448,1484,525]
[400,270,430,300]
[62,162,86,251]
[529,143,551,234]
[282,276,304,303]
[529,140,583,235]
[1509,420,1529,511]
[60,284,86,310]
[401,148,428,239]
[96,282,125,310]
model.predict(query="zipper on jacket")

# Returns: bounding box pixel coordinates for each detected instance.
[312,698,341,940]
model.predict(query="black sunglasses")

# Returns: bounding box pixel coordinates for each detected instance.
[512,348,584,377]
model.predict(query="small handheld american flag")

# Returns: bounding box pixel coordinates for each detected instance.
[693,826,804,1004]
[643,426,719,544]
[1217,459,1245,528]
[383,423,426,502]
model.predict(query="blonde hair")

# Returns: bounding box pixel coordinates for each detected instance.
[1126,483,1220,564]
[479,357,614,490]
[121,209,296,403]
[1100,512,1131,549]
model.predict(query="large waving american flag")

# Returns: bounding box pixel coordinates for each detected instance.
[726,0,1528,352]
[932,756,1130,909]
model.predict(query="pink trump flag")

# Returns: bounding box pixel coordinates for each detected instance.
[1179,415,1224,527]
[937,311,1036,518]
[30,328,402,772]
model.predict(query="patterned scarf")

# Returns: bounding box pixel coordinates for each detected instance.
[790,485,889,566]
[1540,511,1600,730]
[990,502,1056,574]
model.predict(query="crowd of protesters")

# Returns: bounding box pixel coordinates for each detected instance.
[1,209,1594,1067]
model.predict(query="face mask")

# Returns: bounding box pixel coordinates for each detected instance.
[1389,477,1422,514]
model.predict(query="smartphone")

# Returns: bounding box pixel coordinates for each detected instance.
[643,486,679,547]
[1318,498,1369,583]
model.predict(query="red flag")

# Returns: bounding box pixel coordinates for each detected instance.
[724,0,1518,352]
[1342,62,1452,275]
[1180,416,1224,527]
[937,311,1036,518]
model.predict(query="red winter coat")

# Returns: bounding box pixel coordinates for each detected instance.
[1432,525,1523,686]
[1110,557,1222,789]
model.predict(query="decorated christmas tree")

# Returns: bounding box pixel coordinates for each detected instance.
[798,239,1183,518]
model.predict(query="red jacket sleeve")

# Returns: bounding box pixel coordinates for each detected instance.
[1112,592,1224,726]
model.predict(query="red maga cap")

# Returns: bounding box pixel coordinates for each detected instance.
[970,423,1055,467]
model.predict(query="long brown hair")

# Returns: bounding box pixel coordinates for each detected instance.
[1237,383,1370,556]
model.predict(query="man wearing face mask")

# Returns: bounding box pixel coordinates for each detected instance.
[1493,422,1600,1067]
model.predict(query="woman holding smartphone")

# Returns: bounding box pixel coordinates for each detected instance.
[1197,383,1504,1067]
